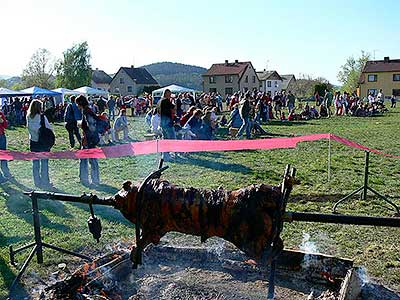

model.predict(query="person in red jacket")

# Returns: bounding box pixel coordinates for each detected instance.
[0,110,11,183]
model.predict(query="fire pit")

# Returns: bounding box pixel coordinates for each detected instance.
[32,237,357,300]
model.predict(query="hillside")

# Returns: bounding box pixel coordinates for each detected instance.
[142,62,207,91]
[0,76,22,89]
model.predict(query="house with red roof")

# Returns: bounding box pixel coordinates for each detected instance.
[202,60,259,97]
[359,57,400,98]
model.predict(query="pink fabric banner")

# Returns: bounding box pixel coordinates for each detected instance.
[330,134,400,159]
[0,133,399,161]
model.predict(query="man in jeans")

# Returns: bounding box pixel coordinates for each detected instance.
[108,96,116,120]
[0,110,11,183]
[287,91,296,114]
[236,93,251,139]
[158,89,175,160]
[76,95,100,186]
[64,96,82,149]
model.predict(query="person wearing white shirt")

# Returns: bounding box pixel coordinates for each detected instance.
[377,89,384,103]
[26,100,53,188]
[150,108,162,138]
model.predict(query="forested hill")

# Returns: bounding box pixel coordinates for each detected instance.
[141,62,207,91]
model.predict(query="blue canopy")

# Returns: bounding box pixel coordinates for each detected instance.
[21,86,61,97]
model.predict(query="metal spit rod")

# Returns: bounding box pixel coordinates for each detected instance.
[23,191,115,206]
[284,212,400,227]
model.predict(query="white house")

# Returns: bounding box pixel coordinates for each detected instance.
[257,70,283,95]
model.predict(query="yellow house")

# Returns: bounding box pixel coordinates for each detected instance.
[359,57,400,98]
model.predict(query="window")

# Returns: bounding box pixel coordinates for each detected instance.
[119,77,125,84]
[275,81,279,88]
[209,76,216,84]
[225,75,233,83]
[368,89,377,96]
[225,87,233,95]
[368,74,377,82]
[209,88,217,93]
[393,89,400,96]
[245,75,248,83]
[267,81,271,87]
[127,86,133,93]
[393,74,400,81]
[252,76,256,83]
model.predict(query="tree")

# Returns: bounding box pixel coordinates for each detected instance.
[56,42,92,89]
[291,74,332,99]
[337,51,371,93]
[0,79,8,88]
[21,48,55,89]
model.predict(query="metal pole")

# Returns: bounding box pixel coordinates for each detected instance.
[363,151,369,200]
[9,245,37,292]
[285,211,400,227]
[31,195,43,264]
[328,134,332,182]
[267,260,276,299]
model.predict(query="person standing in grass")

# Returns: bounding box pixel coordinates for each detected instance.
[287,91,296,114]
[64,96,82,149]
[324,89,333,117]
[158,89,175,161]
[26,100,53,188]
[0,109,11,183]
[107,96,116,120]
[76,95,100,186]
[236,93,251,139]
[391,95,397,108]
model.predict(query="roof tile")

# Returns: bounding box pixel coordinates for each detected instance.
[363,59,400,73]
[203,61,251,77]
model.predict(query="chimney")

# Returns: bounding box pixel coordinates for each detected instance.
[131,65,135,68]
[235,59,239,64]
[225,60,229,65]
[384,56,390,63]
[95,68,99,71]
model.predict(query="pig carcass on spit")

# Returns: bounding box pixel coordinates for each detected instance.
[114,179,285,262]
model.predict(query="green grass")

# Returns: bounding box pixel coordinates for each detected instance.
[1,106,400,298]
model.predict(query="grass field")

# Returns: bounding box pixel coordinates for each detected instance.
[1,105,400,298]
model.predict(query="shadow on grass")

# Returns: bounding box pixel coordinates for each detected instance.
[0,234,30,246]
[266,120,314,126]
[3,183,72,232]
[175,155,252,174]
[92,183,119,194]
[0,253,30,300]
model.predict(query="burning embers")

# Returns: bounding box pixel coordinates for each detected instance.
[115,179,284,263]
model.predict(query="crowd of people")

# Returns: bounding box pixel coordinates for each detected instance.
[0,93,149,187]
[0,86,396,186]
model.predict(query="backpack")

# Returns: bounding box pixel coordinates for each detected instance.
[96,118,109,135]
[38,114,55,151]
[83,112,100,148]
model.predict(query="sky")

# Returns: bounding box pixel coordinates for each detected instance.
[1,0,399,85]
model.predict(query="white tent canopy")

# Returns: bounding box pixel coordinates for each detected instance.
[0,87,30,97]
[52,88,81,95]
[152,84,196,102]
[52,88,82,104]
[73,86,108,96]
